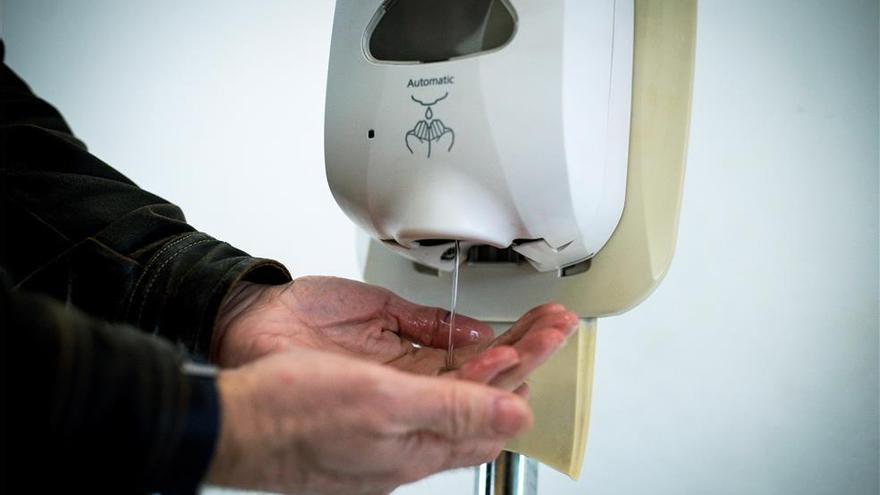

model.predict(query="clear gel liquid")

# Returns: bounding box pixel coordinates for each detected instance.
[446,240,461,370]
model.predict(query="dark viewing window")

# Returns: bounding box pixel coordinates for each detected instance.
[368,0,516,63]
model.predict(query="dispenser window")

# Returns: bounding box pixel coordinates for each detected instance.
[367,0,516,63]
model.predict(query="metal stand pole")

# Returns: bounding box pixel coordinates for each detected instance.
[475,452,538,495]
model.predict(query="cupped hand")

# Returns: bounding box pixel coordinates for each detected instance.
[207,348,533,495]
[392,301,579,391]
[213,276,493,366]
[214,276,578,392]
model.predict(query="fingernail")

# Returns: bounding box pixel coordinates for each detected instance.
[468,330,482,342]
[492,396,528,435]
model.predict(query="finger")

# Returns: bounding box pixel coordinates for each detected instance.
[492,327,570,391]
[386,296,494,349]
[492,309,577,350]
[452,346,519,383]
[393,435,504,485]
[528,311,579,338]
[400,437,506,481]
[491,304,571,348]
[513,382,530,400]
[446,438,506,470]
[509,306,575,339]
[397,376,532,440]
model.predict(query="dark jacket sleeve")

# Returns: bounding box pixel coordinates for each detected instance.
[0,40,292,492]
[0,42,291,359]
[0,276,219,493]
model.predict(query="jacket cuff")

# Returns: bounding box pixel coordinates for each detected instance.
[125,232,291,358]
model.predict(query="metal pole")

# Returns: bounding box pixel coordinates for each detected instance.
[475,452,538,495]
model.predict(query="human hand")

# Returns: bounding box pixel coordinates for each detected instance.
[214,276,493,366]
[393,301,578,392]
[206,348,533,495]
[214,276,578,391]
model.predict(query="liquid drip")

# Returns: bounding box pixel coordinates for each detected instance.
[446,241,461,371]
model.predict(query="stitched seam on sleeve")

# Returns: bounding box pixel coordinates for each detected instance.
[134,238,213,329]
[124,232,198,321]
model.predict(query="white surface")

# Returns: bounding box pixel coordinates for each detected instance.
[2,1,877,494]
[325,0,632,272]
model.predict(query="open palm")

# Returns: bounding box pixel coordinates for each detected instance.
[214,276,577,391]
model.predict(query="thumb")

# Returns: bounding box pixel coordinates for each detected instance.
[396,376,533,439]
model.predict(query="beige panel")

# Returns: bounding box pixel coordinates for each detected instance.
[505,319,597,479]
[572,0,699,316]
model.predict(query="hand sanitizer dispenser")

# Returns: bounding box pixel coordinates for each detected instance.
[326,0,633,273]
[325,0,697,492]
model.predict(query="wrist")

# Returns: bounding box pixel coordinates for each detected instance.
[211,282,268,364]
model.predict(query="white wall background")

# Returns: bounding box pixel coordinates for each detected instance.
[2,1,878,494]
